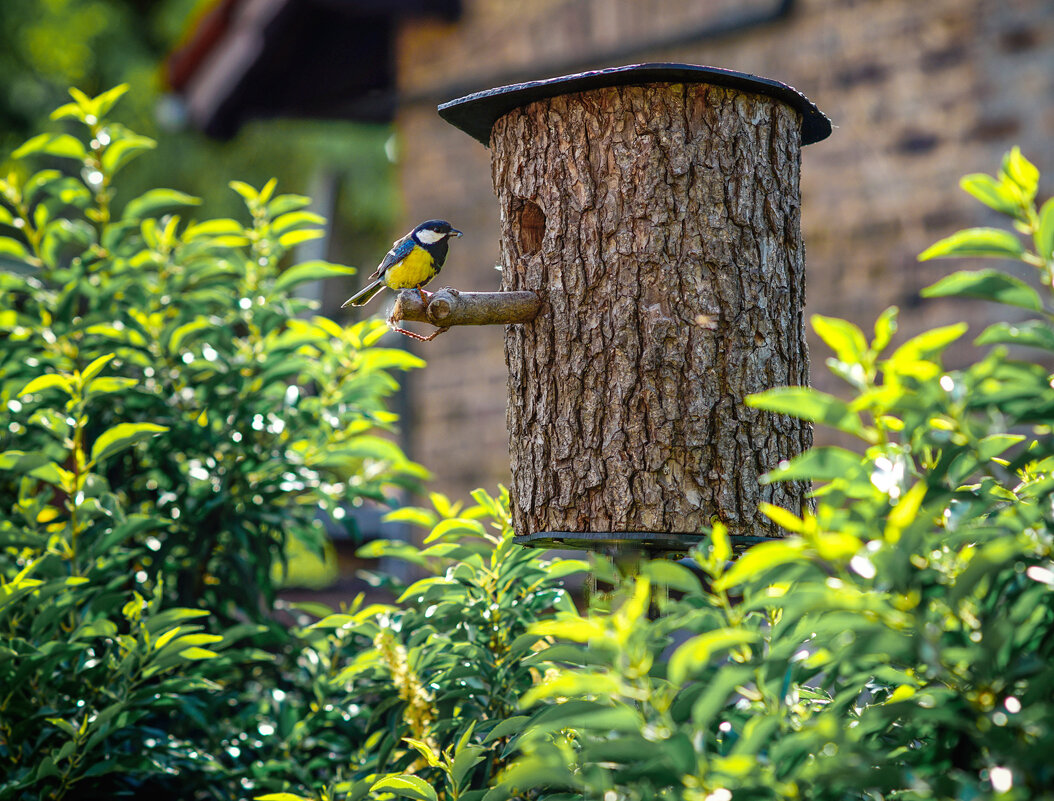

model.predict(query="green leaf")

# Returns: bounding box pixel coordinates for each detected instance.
[712,539,805,592]
[975,433,1025,462]
[811,315,868,364]
[484,716,531,743]
[277,228,325,249]
[885,481,927,541]
[369,775,438,801]
[959,173,1021,216]
[272,210,326,235]
[122,188,201,221]
[759,502,806,534]
[543,559,590,580]
[91,84,130,118]
[255,793,314,801]
[13,133,87,161]
[383,507,439,529]
[0,236,30,260]
[975,320,1054,352]
[1036,197,1054,261]
[405,738,444,770]
[87,377,138,396]
[0,450,52,474]
[20,374,72,397]
[183,218,245,240]
[668,629,761,684]
[888,323,969,365]
[919,228,1025,261]
[272,260,356,293]
[762,446,863,483]
[166,319,212,354]
[80,353,115,383]
[179,646,219,660]
[258,178,278,205]
[90,422,168,464]
[1002,146,1039,202]
[100,134,157,175]
[451,745,487,790]
[872,306,898,353]
[921,269,1042,311]
[50,102,85,122]
[530,617,605,643]
[641,560,702,595]
[711,522,732,564]
[267,194,312,217]
[229,180,258,203]
[747,386,868,439]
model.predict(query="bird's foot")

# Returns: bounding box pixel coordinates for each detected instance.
[385,315,449,343]
[416,287,431,305]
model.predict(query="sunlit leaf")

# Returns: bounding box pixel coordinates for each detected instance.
[812,314,868,364]
[13,133,87,161]
[100,134,157,175]
[91,84,131,118]
[975,320,1054,352]
[918,228,1025,261]
[122,188,201,221]
[1036,197,1054,261]
[90,422,168,464]
[959,173,1021,216]
[668,629,760,684]
[713,539,805,592]
[369,775,438,801]
[887,323,969,363]
[1001,146,1039,202]
[747,386,869,440]
[872,306,898,353]
[20,374,72,397]
[921,269,1042,311]
[762,446,863,484]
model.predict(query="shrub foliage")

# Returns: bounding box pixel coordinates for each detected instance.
[487,148,1054,801]
[3,86,1053,801]
[0,86,426,798]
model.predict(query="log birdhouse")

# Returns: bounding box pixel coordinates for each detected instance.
[438,64,831,555]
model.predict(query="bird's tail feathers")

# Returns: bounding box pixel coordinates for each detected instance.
[341,279,385,307]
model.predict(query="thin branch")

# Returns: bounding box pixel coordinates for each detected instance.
[389,288,542,340]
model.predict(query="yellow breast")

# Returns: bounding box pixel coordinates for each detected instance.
[383,246,437,290]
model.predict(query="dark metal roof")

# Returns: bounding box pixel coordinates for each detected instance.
[438,62,831,147]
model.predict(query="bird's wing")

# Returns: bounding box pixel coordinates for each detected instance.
[369,235,415,279]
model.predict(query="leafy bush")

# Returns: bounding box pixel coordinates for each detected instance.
[257,489,587,801]
[486,148,1054,800]
[0,86,423,798]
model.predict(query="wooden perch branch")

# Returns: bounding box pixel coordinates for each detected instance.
[388,288,542,341]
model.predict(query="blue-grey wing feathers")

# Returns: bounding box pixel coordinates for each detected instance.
[342,237,417,307]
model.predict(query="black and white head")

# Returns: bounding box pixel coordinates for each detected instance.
[412,219,463,245]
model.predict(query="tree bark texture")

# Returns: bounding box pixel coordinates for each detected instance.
[491,82,813,542]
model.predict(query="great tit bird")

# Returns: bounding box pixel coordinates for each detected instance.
[341,220,462,308]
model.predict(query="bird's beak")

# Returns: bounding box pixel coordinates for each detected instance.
[451,229,463,238]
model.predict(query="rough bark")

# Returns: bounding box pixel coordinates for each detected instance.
[492,82,813,542]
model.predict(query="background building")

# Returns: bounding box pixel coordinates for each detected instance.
[173,0,1054,504]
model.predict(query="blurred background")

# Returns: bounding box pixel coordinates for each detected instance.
[4,0,1052,508]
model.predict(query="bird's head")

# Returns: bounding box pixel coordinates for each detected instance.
[412,220,463,245]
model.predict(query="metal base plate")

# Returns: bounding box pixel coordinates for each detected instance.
[513,530,774,555]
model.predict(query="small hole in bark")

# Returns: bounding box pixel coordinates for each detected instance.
[515,199,545,255]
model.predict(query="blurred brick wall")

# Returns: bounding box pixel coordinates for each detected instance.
[390,0,1054,504]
